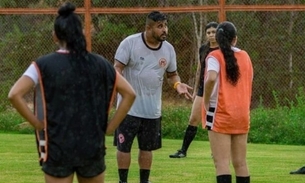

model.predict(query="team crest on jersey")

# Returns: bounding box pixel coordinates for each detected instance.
[159,58,167,68]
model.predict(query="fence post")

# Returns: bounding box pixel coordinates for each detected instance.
[84,0,92,52]
[218,0,226,22]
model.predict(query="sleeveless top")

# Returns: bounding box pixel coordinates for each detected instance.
[34,52,116,165]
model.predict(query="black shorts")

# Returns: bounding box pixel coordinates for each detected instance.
[113,115,162,152]
[42,157,106,178]
[197,84,204,97]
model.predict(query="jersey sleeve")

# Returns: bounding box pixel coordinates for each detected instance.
[114,38,131,65]
[166,45,177,72]
[206,56,220,73]
[23,63,39,85]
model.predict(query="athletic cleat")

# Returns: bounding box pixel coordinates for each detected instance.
[290,166,305,174]
[169,150,186,158]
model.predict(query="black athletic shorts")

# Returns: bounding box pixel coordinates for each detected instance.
[42,157,106,178]
[113,115,162,152]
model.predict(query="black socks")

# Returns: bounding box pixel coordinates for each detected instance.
[236,176,250,183]
[216,175,250,183]
[217,174,232,183]
[140,169,150,183]
[181,125,198,153]
[118,169,129,183]
[119,169,151,183]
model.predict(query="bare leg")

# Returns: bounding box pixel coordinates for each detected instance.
[182,96,202,152]
[231,134,249,176]
[117,151,131,182]
[139,150,152,169]
[138,150,152,183]
[44,173,74,183]
[188,96,202,126]
[169,96,202,158]
[117,151,131,169]
[208,131,231,175]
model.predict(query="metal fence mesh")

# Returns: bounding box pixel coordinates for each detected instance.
[1,1,305,111]
[227,11,305,108]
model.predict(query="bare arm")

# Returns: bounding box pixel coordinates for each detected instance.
[203,70,217,111]
[106,61,135,135]
[166,71,181,87]
[167,71,193,100]
[106,72,135,135]
[8,76,44,130]
[114,60,125,75]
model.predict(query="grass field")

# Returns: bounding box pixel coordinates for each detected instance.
[0,133,305,183]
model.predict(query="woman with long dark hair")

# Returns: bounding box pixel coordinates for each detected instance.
[8,2,135,183]
[203,21,253,183]
[170,22,218,158]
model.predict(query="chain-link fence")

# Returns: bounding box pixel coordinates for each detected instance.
[1,0,305,112]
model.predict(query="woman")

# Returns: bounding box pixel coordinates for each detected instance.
[170,22,218,158]
[203,21,253,183]
[8,2,135,183]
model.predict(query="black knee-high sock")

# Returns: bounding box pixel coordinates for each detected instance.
[118,169,129,183]
[236,176,250,183]
[217,174,232,183]
[181,125,197,153]
[140,169,150,183]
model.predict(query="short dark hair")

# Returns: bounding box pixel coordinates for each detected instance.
[205,21,218,31]
[146,11,167,25]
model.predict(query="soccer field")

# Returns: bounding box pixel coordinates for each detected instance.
[0,133,305,183]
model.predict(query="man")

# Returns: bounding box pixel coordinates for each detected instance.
[113,11,192,183]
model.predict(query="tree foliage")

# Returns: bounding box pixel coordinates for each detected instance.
[0,15,55,111]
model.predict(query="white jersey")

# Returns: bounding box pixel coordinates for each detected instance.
[115,32,177,119]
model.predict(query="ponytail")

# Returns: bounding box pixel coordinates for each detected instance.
[216,23,240,85]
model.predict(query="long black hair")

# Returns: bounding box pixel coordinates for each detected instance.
[54,2,101,122]
[54,2,89,66]
[200,22,218,66]
[216,21,240,86]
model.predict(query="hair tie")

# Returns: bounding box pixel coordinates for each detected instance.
[218,28,224,32]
